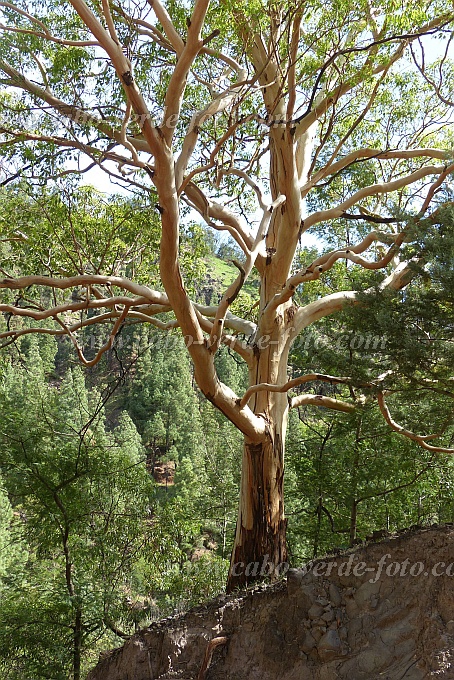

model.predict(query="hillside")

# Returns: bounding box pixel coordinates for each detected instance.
[87,524,454,680]
[198,253,260,306]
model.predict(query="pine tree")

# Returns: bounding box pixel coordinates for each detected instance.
[0,340,156,680]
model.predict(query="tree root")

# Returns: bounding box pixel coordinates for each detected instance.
[197,636,228,680]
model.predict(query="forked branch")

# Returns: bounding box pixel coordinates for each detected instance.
[266,231,405,321]
[303,164,454,232]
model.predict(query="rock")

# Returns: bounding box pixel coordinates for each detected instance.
[312,627,324,642]
[286,568,303,596]
[329,583,342,606]
[446,620,454,635]
[301,632,317,654]
[287,571,316,614]
[353,580,381,609]
[317,629,343,662]
[357,641,393,673]
[344,592,359,618]
[308,603,325,619]
[297,585,317,614]
[339,625,348,640]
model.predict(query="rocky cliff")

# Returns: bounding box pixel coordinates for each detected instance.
[87,524,454,679]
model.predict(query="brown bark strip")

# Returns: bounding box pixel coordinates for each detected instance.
[227,438,287,592]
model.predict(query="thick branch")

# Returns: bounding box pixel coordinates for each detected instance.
[379,259,418,291]
[177,113,253,195]
[0,128,143,173]
[293,290,357,336]
[266,231,404,323]
[149,0,185,56]
[0,274,168,304]
[240,372,355,408]
[194,304,256,336]
[286,11,302,121]
[155,135,266,443]
[162,0,209,144]
[184,183,255,256]
[68,0,162,156]
[307,148,453,192]
[0,59,150,153]
[0,295,149,320]
[208,260,245,353]
[196,311,253,364]
[209,193,285,352]
[303,165,453,232]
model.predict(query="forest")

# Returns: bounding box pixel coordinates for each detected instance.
[0,0,454,677]
[0,186,454,678]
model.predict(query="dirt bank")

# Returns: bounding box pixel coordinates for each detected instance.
[87,524,454,679]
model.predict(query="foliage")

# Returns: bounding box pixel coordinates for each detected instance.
[0,0,454,606]
[0,338,155,678]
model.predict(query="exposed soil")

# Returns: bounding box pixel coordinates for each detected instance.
[87,524,454,680]
[151,460,176,486]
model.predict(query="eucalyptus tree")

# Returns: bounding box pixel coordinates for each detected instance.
[0,0,454,591]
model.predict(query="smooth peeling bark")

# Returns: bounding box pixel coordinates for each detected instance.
[227,434,287,592]
[227,331,293,592]
[225,87,306,593]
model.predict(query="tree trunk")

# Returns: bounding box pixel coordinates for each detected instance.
[226,341,291,593]
[224,324,294,593]
[73,606,82,680]
[227,435,287,592]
